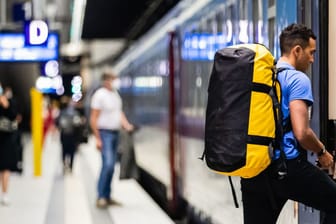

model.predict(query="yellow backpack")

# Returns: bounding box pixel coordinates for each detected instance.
[202,43,286,179]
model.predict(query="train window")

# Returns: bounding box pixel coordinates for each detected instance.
[268,18,275,54]
[199,18,207,33]
[329,0,336,119]
[124,40,171,126]
[215,5,225,34]
[208,13,217,35]
[268,0,275,7]
[267,1,276,54]
[239,0,249,43]
[298,0,313,80]
[215,5,227,50]
[221,5,234,46]
[229,5,236,45]
[252,0,263,43]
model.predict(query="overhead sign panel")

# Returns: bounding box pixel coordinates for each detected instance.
[0,32,59,62]
[25,20,49,46]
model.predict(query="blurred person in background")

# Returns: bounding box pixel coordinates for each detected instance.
[90,70,134,208]
[56,96,83,174]
[0,84,18,205]
[4,87,23,174]
[42,97,59,144]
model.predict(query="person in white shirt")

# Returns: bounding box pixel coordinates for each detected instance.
[90,71,133,208]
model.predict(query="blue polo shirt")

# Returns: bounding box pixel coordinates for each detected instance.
[274,61,314,160]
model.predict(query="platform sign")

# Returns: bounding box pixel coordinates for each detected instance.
[12,3,26,22]
[25,20,49,46]
[0,32,59,62]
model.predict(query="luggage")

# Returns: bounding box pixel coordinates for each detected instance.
[202,43,286,179]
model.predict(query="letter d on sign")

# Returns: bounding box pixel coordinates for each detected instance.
[28,20,49,45]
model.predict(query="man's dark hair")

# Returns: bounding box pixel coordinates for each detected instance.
[280,23,316,56]
[101,72,117,81]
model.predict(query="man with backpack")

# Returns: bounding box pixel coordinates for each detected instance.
[240,24,336,224]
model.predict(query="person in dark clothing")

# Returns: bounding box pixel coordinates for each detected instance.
[0,84,18,205]
[12,113,23,174]
[56,97,82,173]
[4,87,23,174]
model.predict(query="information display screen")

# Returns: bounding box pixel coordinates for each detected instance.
[0,32,59,62]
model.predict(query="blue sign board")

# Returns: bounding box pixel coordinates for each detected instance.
[24,20,49,46]
[181,32,232,61]
[0,32,59,62]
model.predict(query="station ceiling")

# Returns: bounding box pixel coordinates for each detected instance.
[81,0,181,41]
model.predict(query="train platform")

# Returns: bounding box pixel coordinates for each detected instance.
[0,133,175,224]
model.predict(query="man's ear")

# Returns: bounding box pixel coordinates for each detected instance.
[294,45,302,55]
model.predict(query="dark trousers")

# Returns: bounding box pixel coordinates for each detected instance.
[61,133,77,170]
[241,156,336,224]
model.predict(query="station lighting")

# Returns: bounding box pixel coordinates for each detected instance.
[35,75,63,95]
[71,75,83,102]
[43,60,59,77]
[134,76,162,88]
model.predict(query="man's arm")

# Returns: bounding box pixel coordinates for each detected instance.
[121,112,134,132]
[0,95,9,108]
[90,108,102,150]
[290,99,334,168]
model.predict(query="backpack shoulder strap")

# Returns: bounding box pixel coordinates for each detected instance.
[270,66,291,178]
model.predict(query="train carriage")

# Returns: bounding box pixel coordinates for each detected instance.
[113,0,333,223]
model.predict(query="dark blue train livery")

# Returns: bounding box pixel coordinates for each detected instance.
[112,0,334,223]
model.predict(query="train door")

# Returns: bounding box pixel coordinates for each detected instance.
[328,0,336,151]
[271,0,329,223]
[297,1,326,224]
[269,1,299,224]
[326,0,336,221]
[168,31,183,218]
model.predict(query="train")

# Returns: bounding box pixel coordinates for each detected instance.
[111,0,334,223]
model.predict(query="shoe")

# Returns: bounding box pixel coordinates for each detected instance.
[1,195,10,206]
[63,164,72,175]
[96,198,108,209]
[107,198,122,206]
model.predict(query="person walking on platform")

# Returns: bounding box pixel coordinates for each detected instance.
[56,96,82,174]
[4,87,23,174]
[0,84,18,206]
[240,23,336,224]
[90,70,134,209]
